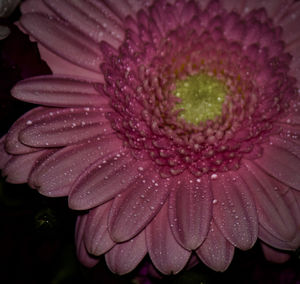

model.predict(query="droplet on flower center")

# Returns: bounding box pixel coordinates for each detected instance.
[174,73,227,124]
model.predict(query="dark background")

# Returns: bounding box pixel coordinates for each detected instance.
[0,3,300,284]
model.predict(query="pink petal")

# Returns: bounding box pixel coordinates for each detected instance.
[102,0,133,20]
[279,2,300,44]
[126,0,154,12]
[168,174,212,250]
[69,151,150,210]
[43,0,124,48]
[75,215,99,268]
[211,171,258,250]
[0,136,12,169]
[270,136,300,160]
[258,225,296,250]
[105,230,147,275]
[196,221,235,272]
[2,150,50,184]
[5,107,48,155]
[261,243,291,263]
[84,201,115,256]
[19,107,112,147]
[254,144,300,190]
[37,45,103,80]
[11,75,107,107]
[241,161,298,242]
[243,0,293,20]
[20,13,103,72]
[21,0,53,14]
[108,166,170,242]
[29,134,123,197]
[219,0,246,13]
[146,203,191,275]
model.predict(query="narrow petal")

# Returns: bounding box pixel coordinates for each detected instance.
[168,174,212,250]
[196,221,235,272]
[146,203,191,275]
[243,0,293,20]
[279,2,300,45]
[11,75,107,107]
[105,230,147,275]
[211,171,258,250]
[5,107,48,154]
[220,0,246,13]
[84,201,115,256]
[19,107,112,147]
[254,144,300,190]
[260,243,291,264]
[108,166,170,242]
[21,0,53,14]
[29,134,123,197]
[43,0,124,48]
[2,150,50,184]
[259,225,297,250]
[269,136,300,159]
[20,13,103,72]
[102,0,133,20]
[69,151,150,210]
[241,161,298,242]
[37,45,103,80]
[75,215,99,268]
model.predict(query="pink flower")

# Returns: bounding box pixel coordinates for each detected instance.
[1,0,300,275]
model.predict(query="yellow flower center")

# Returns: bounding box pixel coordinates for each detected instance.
[174,73,227,124]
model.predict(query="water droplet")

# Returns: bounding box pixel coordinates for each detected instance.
[211,173,218,180]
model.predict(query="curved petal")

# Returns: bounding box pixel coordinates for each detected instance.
[103,0,133,20]
[21,0,53,14]
[37,45,103,80]
[269,136,300,159]
[241,161,298,242]
[105,230,147,275]
[219,0,246,13]
[108,165,170,242]
[69,151,150,210]
[75,215,99,268]
[254,144,300,190]
[84,201,115,256]
[20,13,103,72]
[43,0,124,48]
[168,174,212,250]
[260,243,291,263]
[11,75,107,107]
[19,107,112,147]
[146,202,191,275]
[211,171,258,250]
[196,221,235,272]
[259,225,299,251]
[242,0,293,20]
[2,149,51,184]
[5,107,47,154]
[279,2,300,45]
[29,134,124,197]
[0,136,12,169]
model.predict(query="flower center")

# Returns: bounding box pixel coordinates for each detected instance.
[174,73,227,124]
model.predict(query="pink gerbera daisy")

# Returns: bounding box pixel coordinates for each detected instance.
[1,0,300,275]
